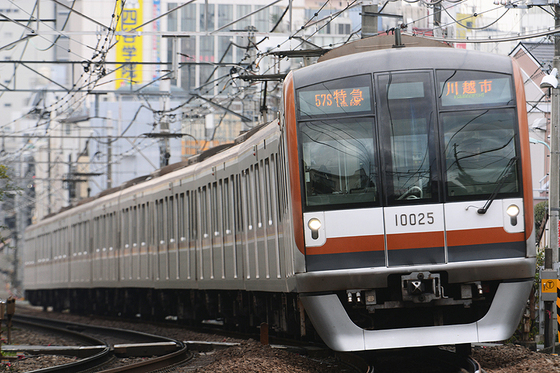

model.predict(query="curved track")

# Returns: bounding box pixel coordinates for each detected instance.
[12,314,191,373]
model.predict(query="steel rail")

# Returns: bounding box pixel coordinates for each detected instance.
[11,317,112,373]
[12,314,192,373]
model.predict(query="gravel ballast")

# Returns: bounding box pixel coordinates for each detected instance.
[3,305,560,372]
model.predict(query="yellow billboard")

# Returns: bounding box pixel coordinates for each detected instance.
[116,0,143,88]
[456,13,476,40]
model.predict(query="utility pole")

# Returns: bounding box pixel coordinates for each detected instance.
[549,3,560,350]
[541,3,560,352]
[433,3,442,38]
[554,1,560,288]
[47,112,52,215]
[106,110,113,189]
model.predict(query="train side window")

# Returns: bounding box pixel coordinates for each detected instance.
[78,223,82,255]
[200,186,208,238]
[212,182,219,235]
[192,191,198,240]
[104,214,108,249]
[275,150,285,222]
[167,196,175,243]
[235,174,243,232]
[123,208,129,248]
[264,158,272,225]
[103,214,107,249]
[271,154,282,223]
[254,164,262,228]
[244,169,253,230]
[93,217,98,251]
[139,204,146,245]
[223,178,231,234]
[133,206,138,245]
[71,224,76,256]
[84,221,88,254]
[100,215,105,249]
[184,191,190,241]
[110,213,115,249]
[156,199,164,243]
[148,202,154,248]
[178,193,185,240]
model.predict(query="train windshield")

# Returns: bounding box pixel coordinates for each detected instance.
[442,109,519,198]
[300,118,379,209]
[295,69,520,209]
[437,70,519,200]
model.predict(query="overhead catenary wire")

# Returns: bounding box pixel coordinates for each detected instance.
[2,0,559,197]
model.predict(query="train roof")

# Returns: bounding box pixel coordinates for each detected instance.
[293,47,514,89]
[36,120,275,223]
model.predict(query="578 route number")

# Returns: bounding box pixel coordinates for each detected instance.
[394,212,434,226]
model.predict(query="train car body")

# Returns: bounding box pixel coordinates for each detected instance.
[24,46,535,352]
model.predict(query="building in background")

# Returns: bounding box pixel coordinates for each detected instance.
[0,0,557,293]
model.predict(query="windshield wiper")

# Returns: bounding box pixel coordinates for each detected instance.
[477,157,518,215]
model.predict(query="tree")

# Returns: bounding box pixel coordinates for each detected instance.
[534,200,548,247]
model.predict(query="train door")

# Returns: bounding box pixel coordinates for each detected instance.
[376,71,445,266]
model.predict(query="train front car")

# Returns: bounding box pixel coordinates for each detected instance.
[284,47,536,351]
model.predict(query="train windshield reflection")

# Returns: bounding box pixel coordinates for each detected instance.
[442,108,520,198]
[300,119,378,209]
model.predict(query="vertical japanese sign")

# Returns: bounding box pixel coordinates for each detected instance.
[116,0,143,88]
[152,0,161,80]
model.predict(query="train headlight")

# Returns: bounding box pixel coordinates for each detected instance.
[506,204,520,226]
[506,205,519,217]
[308,218,322,240]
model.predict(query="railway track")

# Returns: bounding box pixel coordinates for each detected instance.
[359,346,482,373]
[10,314,192,372]
[9,310,482,373]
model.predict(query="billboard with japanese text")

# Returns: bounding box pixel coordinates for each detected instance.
[116,0,143,88]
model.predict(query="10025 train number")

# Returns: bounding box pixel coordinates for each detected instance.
[394,212,434,226]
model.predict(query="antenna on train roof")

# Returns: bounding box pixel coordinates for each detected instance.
[392,28,405,48]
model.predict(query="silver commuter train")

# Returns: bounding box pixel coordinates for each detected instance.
[24,46,536,352]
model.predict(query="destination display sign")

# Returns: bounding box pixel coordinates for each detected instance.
[298,76,372,118]
[439,75,512,107]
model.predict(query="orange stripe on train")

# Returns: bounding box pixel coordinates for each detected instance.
[305,235,384,255]
[305,227,525,256]
[387,231,444,250]
[447,227,525,247]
